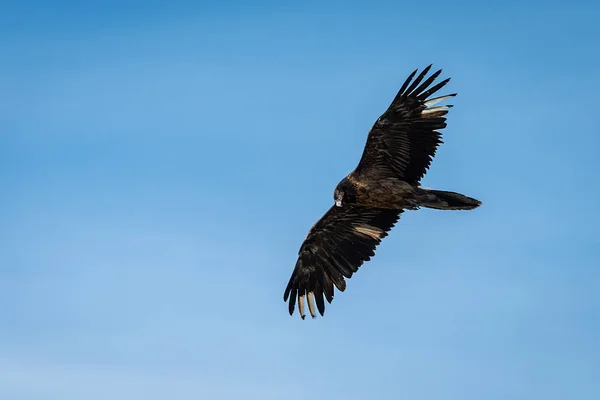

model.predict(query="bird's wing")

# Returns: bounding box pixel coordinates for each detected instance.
[354,64,456,184]
[284,204,402,319]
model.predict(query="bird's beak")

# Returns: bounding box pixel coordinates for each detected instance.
[335,199,342,207]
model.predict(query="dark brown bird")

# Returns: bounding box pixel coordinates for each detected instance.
[284,65,481,319]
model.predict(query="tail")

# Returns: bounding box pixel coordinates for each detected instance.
[417,188,482,210]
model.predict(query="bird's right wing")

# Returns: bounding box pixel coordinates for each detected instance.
[354,65,456,185]
[284,204,402,319]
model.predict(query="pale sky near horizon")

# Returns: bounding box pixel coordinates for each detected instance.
[1,1,599,399]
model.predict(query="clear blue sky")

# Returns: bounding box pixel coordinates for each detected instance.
[1,1,599,399]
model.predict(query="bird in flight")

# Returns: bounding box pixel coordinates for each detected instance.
[283,65,481,319]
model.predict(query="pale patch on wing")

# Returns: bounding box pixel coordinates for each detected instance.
[297,290,318,319]
[353,225,384,239]
[424,94,455,107]
[421,105,452,116]
[298,294,306,319]
[307,292,317,318]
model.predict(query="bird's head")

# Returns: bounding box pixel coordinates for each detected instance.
[334,188,344,207]
[334,177,357,207]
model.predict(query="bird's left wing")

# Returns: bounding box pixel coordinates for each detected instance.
[284,205,402,319]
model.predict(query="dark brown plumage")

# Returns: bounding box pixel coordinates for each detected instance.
[284,65,482,319]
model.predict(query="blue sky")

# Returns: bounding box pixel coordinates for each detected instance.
[1,1,599,399]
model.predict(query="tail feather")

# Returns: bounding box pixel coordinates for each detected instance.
[417,189,481,210]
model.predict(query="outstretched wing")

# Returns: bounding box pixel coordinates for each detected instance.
[284,205,402,319]
[354,64,456,184]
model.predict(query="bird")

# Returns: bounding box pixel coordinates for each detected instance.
[283,64,482,319]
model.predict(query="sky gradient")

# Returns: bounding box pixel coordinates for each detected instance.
[1,1,600,399]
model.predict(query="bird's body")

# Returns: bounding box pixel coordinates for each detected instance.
[336,173,481,211]
[284,65,482,319]
[337,174,418,210]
